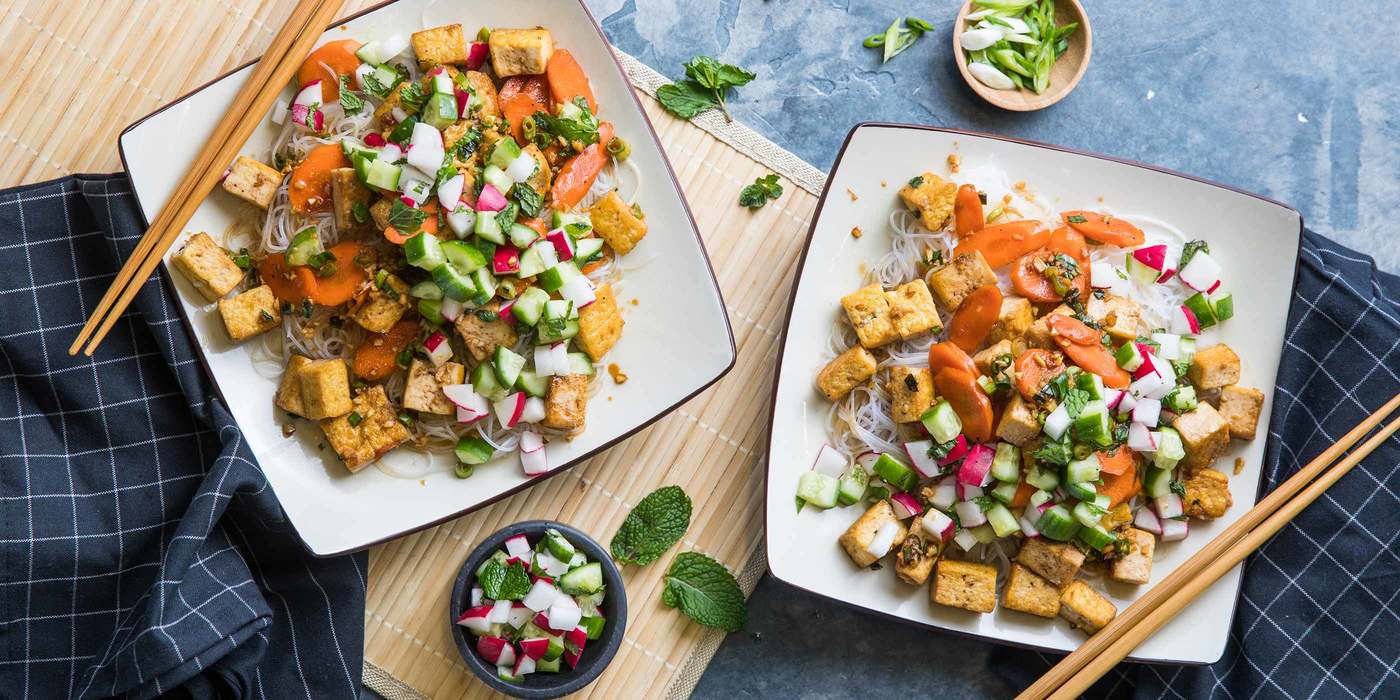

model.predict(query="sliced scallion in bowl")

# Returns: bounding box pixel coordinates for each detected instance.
[961,0,1078,93]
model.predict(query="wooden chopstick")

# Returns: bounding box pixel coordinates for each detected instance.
[1020,391,1400,699]
[69,0,344,356]
[1048,409,1400,699]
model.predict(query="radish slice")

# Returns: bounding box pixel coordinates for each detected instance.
[518,638,550,661]
[930,476,957,511]
[521,580,560,612]
[546,594,581,631]
[545,229,576,261]
[494,393,526,429]
[1133,398,1162,428]
[954,500,987,528]
[475,635,513,664]
[507,151,538,182]
[1134,506,1162,535]
[493,246,521,274]
[921,508,955,541]
[440,297,465,322]
[446,206,476,238]
[505,534,531,558]
[1043,404,1071,440]
[1152,332,1182,360]
[534,343,569,377]
[1127,422,1157,452]
[953,528,980,552]
[1129,371,1169,400]
[512,655,536,677]
[956,483,983,502]
[1154,493,1184,520]
[423,331,453,366]
[1172,305,1201,335]
[409,121,443,151]
[378,143,403,163]
[489,599,512,624]
[470,586,483,607]
[1160,517,1189,542]
[957,443,995,486]
[456,605,494,634]
[476,184,507,212]
[506,603,533,629]
[520,430,544,453]
[811,444,848,476]
[937,434,970,465]
[291,82,322,126]
[855,451,881,471]
[437,174,465,211]
[466,41,489,70]
[1103,388,1125,411]
[865,521,900,559]
[1019,514,1041,538]
[519,397,545,424]
[1117,391,1138,417]
[903,440,941,478]
[520,429,547,475]
[1132,244,1168,271]
[890,492,923,519]
[364,132,387,148]
[559,274,596,308]
[1178,252,1221,292]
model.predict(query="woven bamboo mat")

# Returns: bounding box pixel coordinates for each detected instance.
[0,1,826,697]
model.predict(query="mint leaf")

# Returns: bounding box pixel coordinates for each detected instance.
[611,485,692,565]
[497,561,532,600]
[478,558,507,598]
[1179,239,1210,269]
[656,80,717,119]
[739,173,783,209]
[387,199,426,232]
[663,552,746,632]
[338,75,365,115]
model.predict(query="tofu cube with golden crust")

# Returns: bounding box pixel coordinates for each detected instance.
[411,24,469,67]
[838,500,908,568]
[454,303,519,361]
[222,155,282,209]
[897,172,957,231]
[403,359,465,415]
[886,279,942,339]
[1016,537,1085,587]
[488,28,554,77]
[369,197,394,230]
[841,284,900,348]
[927,251,998,311]
[987,297,1035,347]
[460,71,500,119]
[816,346,878,402]
[1183,468,1233,519]
[352,272,411,333]
[543,374,588,432]
[1059,580,1117,634]
[172,232,244,302]
[523,144,553,196]
[887,366,934,423]
[330,167,373,232]
[1188,344,1241,390]
[1175,403,1231,472]
[589,191,647,254]
[320,386,411,472]
[576,284,624,361]
[1110,528,1156,585]
[1219,385,1265,439]
[894,515,942,585]
[217,284,281,342]
[932,559,998,614]
[1086,293,1143,346]
[997,393,1042,446]
[973,339,1014,376]
[1024,304,1074,350]
[274,355,313,416]
[1003,563,1061,618]
[298,359,354,420]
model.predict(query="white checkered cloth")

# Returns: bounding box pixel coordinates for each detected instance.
[0,175,366,699]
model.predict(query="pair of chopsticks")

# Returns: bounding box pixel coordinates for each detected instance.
[68,0,345,357]
[1021,391,1400,699]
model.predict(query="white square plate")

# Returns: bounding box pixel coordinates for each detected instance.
[120,0,734,556]
[765,123,1301,663]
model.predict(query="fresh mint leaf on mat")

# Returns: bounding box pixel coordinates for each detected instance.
[663,552,746,632]
[611,485,692,565]
[739,173,784,209]
[656,56,755,121]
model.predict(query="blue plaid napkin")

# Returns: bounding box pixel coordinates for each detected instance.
[0,174,366,699]
[990,231,1400,697]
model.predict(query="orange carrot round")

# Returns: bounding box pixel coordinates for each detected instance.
[933,367,994,443]
[1048,226,1092,297]
[499,76,550,143]
[1014,348,1066,400]
[1061,210,1145,247]
[353,319,419,381]
[927,341,979,379]
[953,184,984,237]
[258,254,316,304]
[549,121,614,211]
[304,241,367,307]
[1099,464,1141,507]
[1096,447,1136,477]
[546,49,596,113]
[288,143,349,214]
[1010,479,1037,508]
[1045,314,1130,389]
[297,39,362,102]
[953,219,1051,268]
[947,284,1002,352]
[1011,252,1059,302]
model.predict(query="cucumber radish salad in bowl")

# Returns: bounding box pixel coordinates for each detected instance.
[172,23,649,478]
[800,163,1264,633]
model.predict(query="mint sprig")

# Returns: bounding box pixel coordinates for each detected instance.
[662,552,746,632]
[479,558,531,600]
[610,485,692,566]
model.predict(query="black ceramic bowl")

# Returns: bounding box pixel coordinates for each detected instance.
[449,520,626,698]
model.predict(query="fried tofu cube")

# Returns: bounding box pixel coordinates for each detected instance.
[403,359,465,415]
[838,500,908,568]
[1086,293,1143,346]
[1059,580,1117,634]
[330,167,373,232]
[1183,468,1233,519]
[488,28,554,77]
[1218,385,1264,439]
[1024,304,1073,349]
[320,385,411,472]
[894,516,942,585]
[454,303,519,362]
[217,284,281,342]
[1110,528,1156,585]
[369,197,394,230]
[927,251,998,311]
[576,284,624,361]
[298,359,354,420]
[589,191,648,254]
[840,284,899,348]
[460,70,500,119]
[886,279,942,339]
[543,374,588,432]
[274,354,313,416]
[1016,537,1085,587]
[1002,563,1061,618]
[897,172,958,231]
[351,273,411,333]
[973,339,1014,376]
[887,366,934,423]
[987,297,1034,347]
[411,24,469,67]
[172,232,244,302]
[1175,403,1231,472]
[523,144,553,197]
[221,155,282,209]
[1188,344,1241,390]
[997,393,1042,446]
[373,83,406,125]
[932,559,998,614]
[816,346,878,401]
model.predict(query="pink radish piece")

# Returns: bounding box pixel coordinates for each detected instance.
[1132,245,1168,271]
[440,297,465,322]
[954,500,987,528]
[930,476,957,511]
[545,229,576,261]
[865,520,901,559]
[443,385,490,423]
[1156,268,1176,284]
[437,173,465,211]
[518,638,550,661]
[1103,388,1125,411]
[937,434,970,466]
[559,274,596,308]
[455,605,494,634]
[476,184,508,212]
[1133,398,1162,428]
[533,612,568,635]
[489,599,512,624]
[493,246,521,274]
[291,82,322,127]
[470,586,483,607]
[496,299,517,324]
[957,443,995,486]
[855,451,880,471]
[1154,493,1184,520]
[889,492,923,519]
[455,89,473,115]
[1131,346,1158,380]
[1043,404,1071,440]
[494,392,526,429]
[466,42,489,69]
[423,331,452,367]
[1172,305,1201,335]
[534,343,569,377]
[518,397,545,425]
[1117,391,1138,417]
[1127,422,1157,452]
[520,431,547,475]
[1134,506,1162,534]
[506,603,533,629]
[364,132,386,148]
[476,636,514,665]
[811,444,848,477]
[547,595,582,631]
[1178,252,1221,292]
[921,508,955,541]
[378,143,403,163]
[956,482,983,502]
[504,535,531,559]
[903,440,941,478]
[1019,514,1041,538]
[512,655,536,677]
[1160,517,1189,542]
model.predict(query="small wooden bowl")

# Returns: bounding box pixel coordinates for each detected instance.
[952,0,1092,111]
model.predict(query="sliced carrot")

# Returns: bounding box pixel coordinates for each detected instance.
[519,217,549,236]
[352,319,419,381]
[498,75,549,104]
[948,285,1003,352]
[1014,349,1066,400]
[258,254,316,304]
[297,39,362,102]
[1048,225,1092,294]
[1096,447,1136,477]
[933,368,994,443]
[1011,252,1059,302]
[549,121,614,211]
[288,143,349,214]
[927,341,978,378]
[500,76,550,143]
[1099,465,1141,508]
[383,200,438,244]
[953,184,984,237]
[953,219,1051,268]
[1045,314,1130,389]
[1061,210,1146,247]
[545,49,596,113]
[304,241,368,307]
[1010,479,1037,508]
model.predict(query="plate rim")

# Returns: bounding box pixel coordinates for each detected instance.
[117,0,737,557]
[762,120,1305,664]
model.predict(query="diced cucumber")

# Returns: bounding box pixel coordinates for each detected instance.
[354,41,383,63]
[404,232,444,270]
[1035,504,1081,541]
[542,299,576,322]
[517,245,549,277]
[493,346,526,387]
[1144,467,1174,498]
[1178,336,1198,363]
[1029,488,1053,509]
[1076,523,1117,551]
[409,279,443,299]
[340,138,378,161]
[836,465,868,506]
[365,159,402,191]
[511,287,549,326]
[421,92,457,129]
[283,226,322,266]
[388,116,418,144]
[432,262,476,302]
[871,454,917,493]
[516,369,548,397]
[986,503,1021,537]
[1115,341,1145,371]
[1063,480,1097,502]
[366,64,399,98]
[1210,292,1234,323]
[535,656,562,673]
[574,237,605,263]
[1076,372,1105,400]
[536,318,579,343]
[1071,400,1112,446]
[991,442,1021,482]
[418,298,445,325]
[559,561,603,594]
[566,353,594,376]
[537,263,581,293]
[431,70,454,95]
[1072,500,1107,529]
[543,529,576,562]
[482,164,514,197]
[470,267,497,304]
[969,524,997,545]
[509,223,540,249]
[441,240,486,273]
[1124,253,1159,285]
[351,151,376,184]
[1065,456,1101,484]
[1183,292,1218,329]
[989,480,1020,505]
[471,361,507,402]
[1154,427,1185,468]
[919,400,963,444]
[552,210,591,230]
[474,207,505,243]
[454,436,494,465]
[579,615,606,641]
[489,136,523,169]
[1025,465,1060,491]
[1164,385,1198,412]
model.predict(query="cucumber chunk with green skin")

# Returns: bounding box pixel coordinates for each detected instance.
[871,454,917,493]
[836,465,868,506]
[432,262,476,302]
[1065,455,1101,484]
[1115,340,1145,370]
[990,480,1020,505]
[535,656,562,673]
[1210,292,1234,322]
[470,267,497,304]
[404,232,444,270]
[430,70,454,95]
[1063,480,1097,502]
[566,353,594,376]
[1035,504,1081,541]
[284,227,322,266]
[365,159,402,191]
[422,92,457,128]
[516,369,548,397]
[1144,467,1174,498]
[351,151,376,184]
[543,529,576,562]
[796,471,840,508]
[517,245,550,277]
[493,346,526,387]
[511,287,550,326]
[579,615,606,640]
[471,362,508,402]
[1075,372,1105,400]
[1153,427,1185,468]
[1076,523,1117,550]
[388,116,418,144]
[991,442,1021,482]
[454,436,494,465]
[536,318,579,343]
[558,562,604,595]
[986,503,1021,537]
[474,206,506,243]
[418,298,445,325]
[1072,499,1107,529]
[508,222,540,249]
[482,164,513,197]
[537,263,580,293]
[542,299,576,321]
[409,279,444,299]
[574,237,605,263]
[919,400,963,444]
[1071,400,1112,446]
[489,136,523,169]
[1183,292,1218,329]
[441,240,486,272]
[1025,465,1060,491]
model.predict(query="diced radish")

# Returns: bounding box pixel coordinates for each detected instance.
[1133,398,1162,428]
[1129,371,1169,400]
[1127,422,1157,452]
[563,648,582,669]
[937,434,970,465]
[520,430,544,454]
[521,445,547,475]
[1103,388,1125,411]
[364,132,386,148]
[437,173,465,211]
[1134,506,1162,535]
[466,41,489,69]
[930,477,957,511]
[476,184,507,212]
[1037,500,1055,515]
[409,120,443,151]
[519,397,545,424]
[559,274,596,307]
[493,246,521,274]
[903,440,941,478]
[423,331,452,367]
[497,299,517,324]
[1172,304,1201,335]
[855,451,880,471]
[533,550,569,577]
[440,297,465,322]
[956,483,983,501]
[522,579,560,612]
[444,205,475,238]
[456,605,494,634]
[1019,514,1040,538]
[953,528,980,552]
[507,151,538,183]
[534,343,569,377]
[545,229,576,261]
[454,89,474,116]
[547,595,582,631]
[489,599,512,624]
[1043,404,1071,440]
[476,635,514,665]
[565,626,587,652]
[512,654,536,677]
[1117,391,1138,417]
[378,143,403,163]
[444,385,490,420]
[456,405,487,424]
[890,492,923,519]
[1154,493,1184,520]
[812,444,848,476]
[494,392,526,429]
[518,638,550,661]
[1152,333,1182,361]
[1178,252,1221,292]
[1160,518,1189,542]
[1207,280,1222,294]
[865,521,901,559]
[506,603,533,629]
[291,82,322,127]
[921,508,955,541]
[1131,346,1158,380]
[505,535,531,559]
[1156,268,1176,284]
[470,586,483,607]
[954,500,987,528]
[1132,244,1168,271]
[957,443,994,486]
[399,176,430,206]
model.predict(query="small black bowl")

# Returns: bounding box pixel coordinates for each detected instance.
[449,520,627,698]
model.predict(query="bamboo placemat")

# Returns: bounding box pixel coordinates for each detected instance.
[0,1,827,697]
